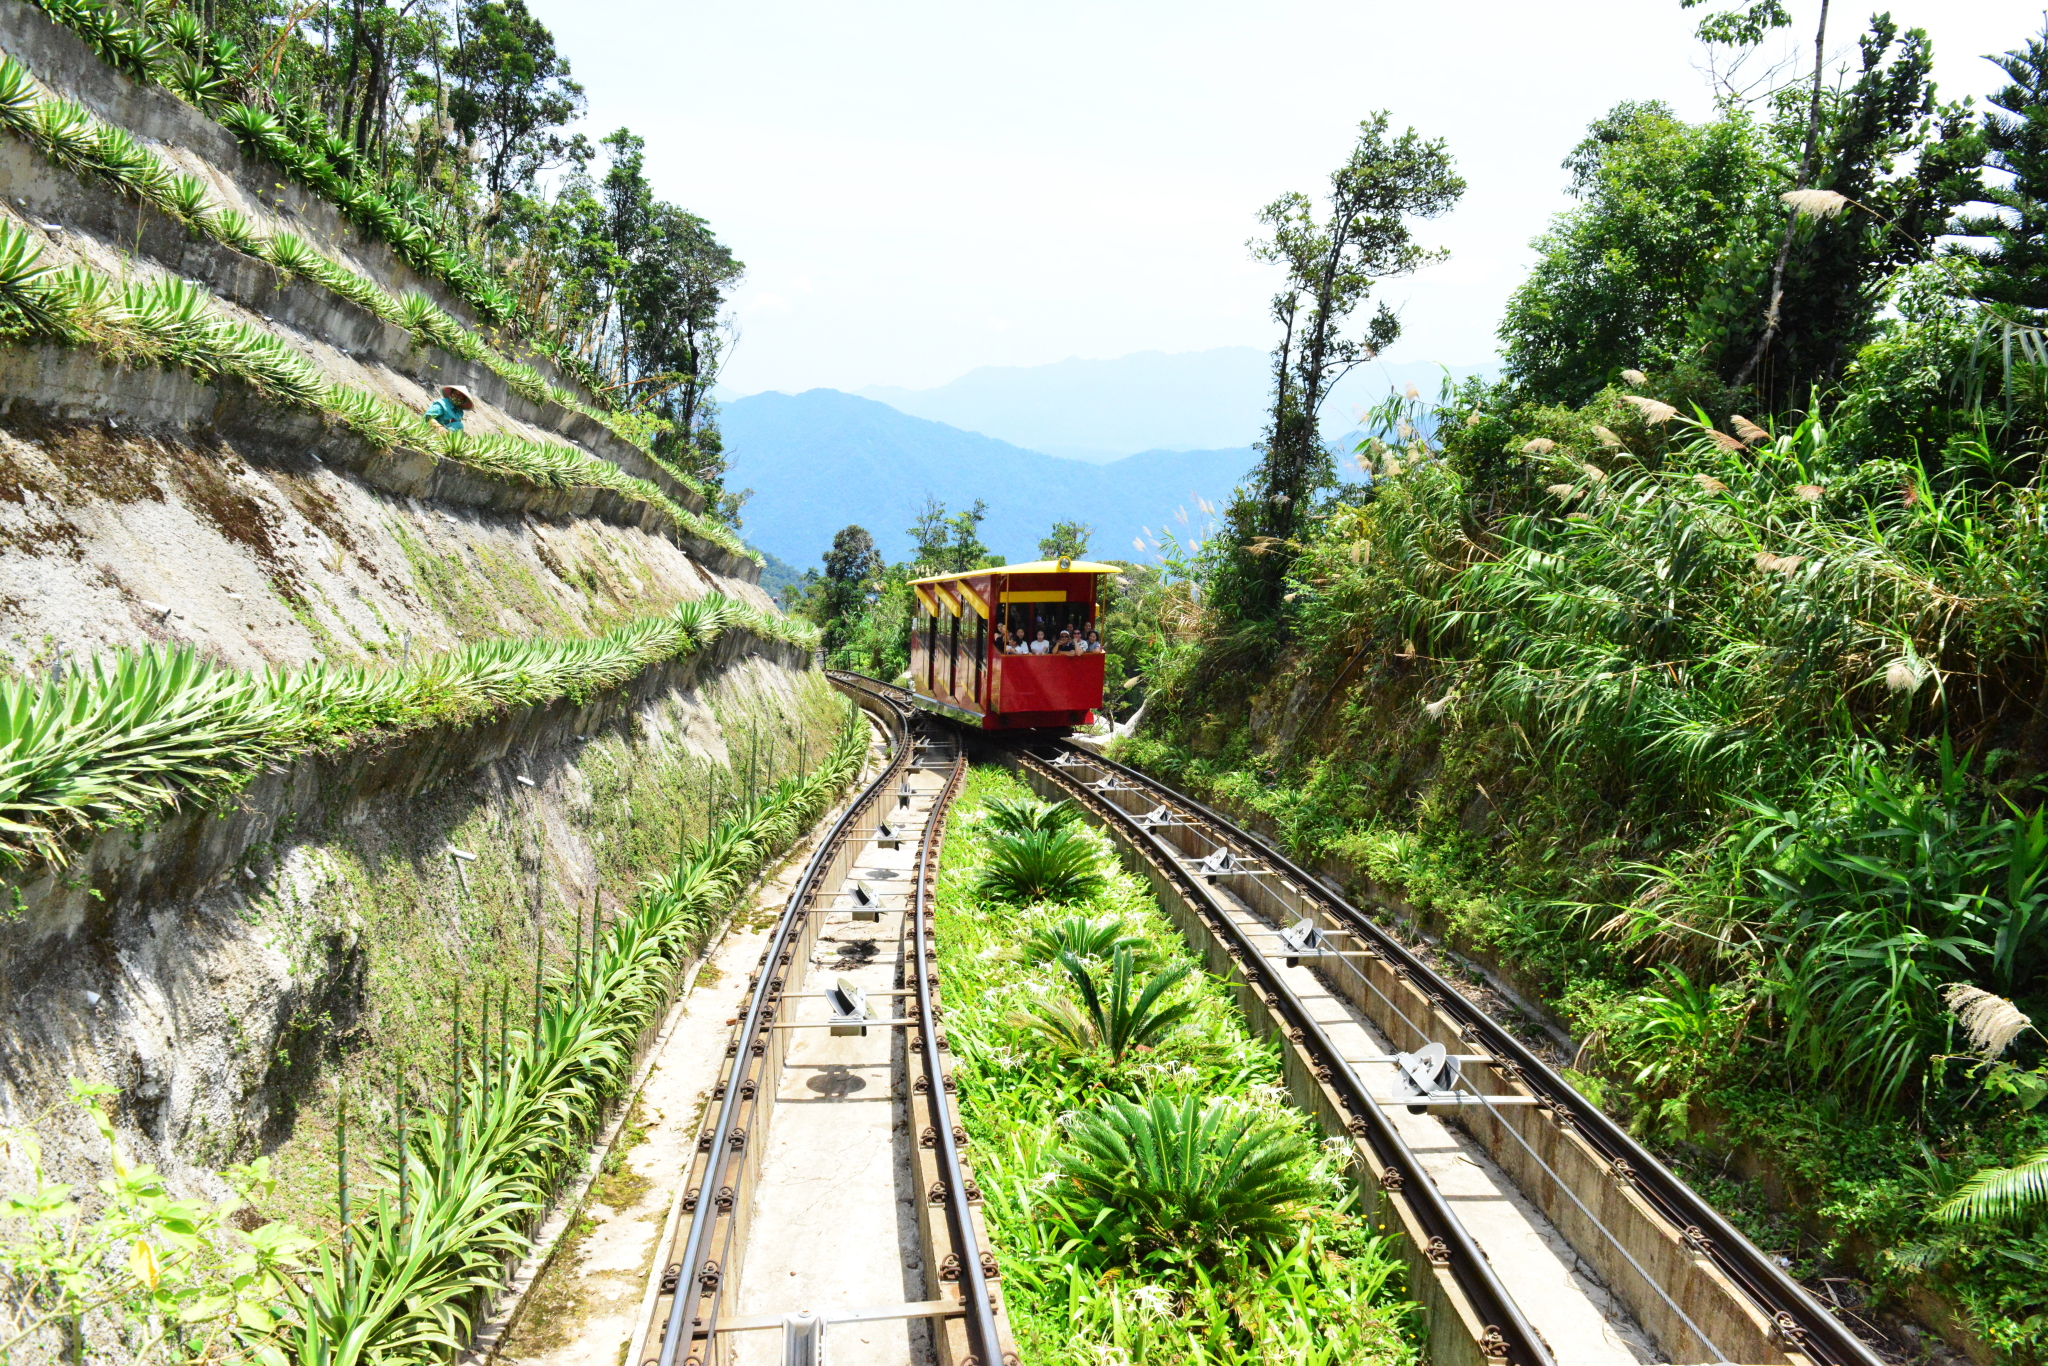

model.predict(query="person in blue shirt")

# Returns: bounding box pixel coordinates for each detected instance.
[425,383,475,431]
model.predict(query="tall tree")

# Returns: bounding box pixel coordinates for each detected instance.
[819,526,883,653]
[1500,102,1769,405]
[1959,19,2048,311]
[908,497,991,575]
[1220,113,1463,619]
[448,0,585,218]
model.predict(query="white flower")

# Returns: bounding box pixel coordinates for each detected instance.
[1781,188,1850,218]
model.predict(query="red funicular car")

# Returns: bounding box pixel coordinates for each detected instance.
[906,559,1116,730]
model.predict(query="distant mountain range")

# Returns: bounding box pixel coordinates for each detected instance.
[721,389,1255,569]
[857,347,1495,461]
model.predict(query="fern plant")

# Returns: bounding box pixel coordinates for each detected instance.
[977,826,1107,903]
[1935,1148,2048,1226]
[1059,1094,1321,1259]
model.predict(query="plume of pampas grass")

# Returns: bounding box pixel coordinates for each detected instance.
[1422,695,1451,720]
[1623,395,1677,425]
[1591,424,1623,448]
[1522,437,1556,454]
[1732,415,1770,446]
[1706,429,1745,453]
[1885,658,1925,696]
[1943,984,2032,1059]
[1466,408,1483,427]
[1566,511,1590,521]
[1580,463,1606,483]
[1545,483,1579,500]
[1404,383,1420,399]
[1753,552,1805,575]
[1694,474,1728,493]
[1781,188,1849,218]
[1795,484,1824,502]
[1621,368,1648,387]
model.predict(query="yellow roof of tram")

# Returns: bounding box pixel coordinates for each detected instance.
[907,560,1121,587]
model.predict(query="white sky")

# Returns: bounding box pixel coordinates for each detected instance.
[530,0,2037,395]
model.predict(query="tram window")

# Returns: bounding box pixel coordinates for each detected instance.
[1003,601,1092,645]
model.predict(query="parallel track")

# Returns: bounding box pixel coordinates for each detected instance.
[841,670,1883,1366]
[640,676,1010,1366]
[1028,737,1884,1366]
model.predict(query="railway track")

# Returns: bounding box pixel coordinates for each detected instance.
[826,671,1884,1366]
[631,675,1013,1366]
[1019,737,1888,1366]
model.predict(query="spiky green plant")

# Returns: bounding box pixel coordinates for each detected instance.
[0,596,816,870]
[0,220,68,339]
[0,55,38,133]
[1011,915,1149,966]
[1012,949,1194,1063]
[261,231,323,282]
[1059,1094,1321,1259]
[978,826,1108,903]
[1935,1148,2048,1226]
[159,171,214,230]
[26,96,98,172]
[984,793,1086,835]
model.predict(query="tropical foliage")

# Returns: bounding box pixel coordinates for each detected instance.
[0,218,748,561]
[0,594,813,870]
[938,767,1417,1365]
[1100,7,2048,1351]
[0,709,867,1362]
[975,826,1109,904]
[11,0,746,505]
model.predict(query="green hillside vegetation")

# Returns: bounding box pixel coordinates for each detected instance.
[794,6,2048,1358]
[14,0,749,525]
[1062,10,2048,1358]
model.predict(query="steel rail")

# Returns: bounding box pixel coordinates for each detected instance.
[835,672,1011,1365]
[909,749,1008,1365]
[1048,736,1886,1366]
[1013,746,1554,1366]
[652,683,911,1366]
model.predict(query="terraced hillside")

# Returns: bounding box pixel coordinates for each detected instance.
[0,11,836,1352]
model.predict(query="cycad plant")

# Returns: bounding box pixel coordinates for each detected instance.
[1011,915,1149,966]
[1011,949,1194,1063]
[1059,1094,1320,1260]
[978,826,1107,903]
[983,793,1085,835]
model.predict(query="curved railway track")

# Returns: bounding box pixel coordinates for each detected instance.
[830,670,1884,1366]
[634,675,1013,1366]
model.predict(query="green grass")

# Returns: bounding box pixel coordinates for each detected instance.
[938,766,1419,1366]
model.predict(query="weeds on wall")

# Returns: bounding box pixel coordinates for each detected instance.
[0,51,726,522]
[0,594,814,872]
[282,711,866,1365]
[0,707,868,1363]
[0,219,748,561]
[938,767,1417,1365]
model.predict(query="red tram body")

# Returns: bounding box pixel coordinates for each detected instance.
[906,559,1115,730]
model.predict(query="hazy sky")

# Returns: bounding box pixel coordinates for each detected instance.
[530,0,2036,396]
